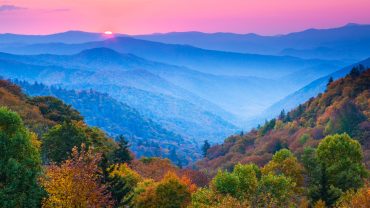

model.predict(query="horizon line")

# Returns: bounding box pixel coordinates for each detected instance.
[0,22,368,37]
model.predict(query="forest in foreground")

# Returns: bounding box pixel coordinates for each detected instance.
[0,66,369,207]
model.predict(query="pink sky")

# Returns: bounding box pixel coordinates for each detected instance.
[0,0,369,35]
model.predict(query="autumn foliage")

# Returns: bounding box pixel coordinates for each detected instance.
[0,69,369,207]
[197,68,370,172]
[40,145,113,208]
[132,171,196,208]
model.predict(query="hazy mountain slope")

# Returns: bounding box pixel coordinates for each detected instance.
[0,48,238,105]
[277,63,342,89]
[0,48,296,117]
[14,80,201,164]
[70,83,238,143]
[150,68,289,117]
[197,67,370,172]
[0,58,93,83]
[0,49,239,121]
[0,55,238,143]
[0,37,345,78]
[261,57,370,121]
[0,47,345,119]
[134,23,370,60]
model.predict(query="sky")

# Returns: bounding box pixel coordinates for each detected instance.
[0,0,369,35]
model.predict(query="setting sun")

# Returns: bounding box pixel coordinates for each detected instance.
[104,31,113,35]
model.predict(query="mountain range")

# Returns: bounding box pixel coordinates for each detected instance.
[134,23,370,61]
[0,51,238,144]
[3,23,368,62]
[0,44,347,119]
[0,30,119,44]
[0,24,369,163]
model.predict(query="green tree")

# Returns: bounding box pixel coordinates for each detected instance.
[303,134,367,206]
[301,147,324,204]
[258,119,276,136]
[190,188,216,207]
[299,133,310,145]
[108,163,142,207]
[113,135,132,164]
[255,174,295,207]
[190,187,249,208]
[212,170,239,197]
[42,121,116,163]
[42,121,88,163]
[211,164,260,201]
[0,107,43,207]
[232,163,258,200]
[317,133,367,192]
[262,149,304,190]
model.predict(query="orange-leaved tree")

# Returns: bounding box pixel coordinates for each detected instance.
[40,144,113,208]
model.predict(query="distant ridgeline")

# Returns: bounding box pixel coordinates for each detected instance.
[197,67,370,172]
[3,79,199,165]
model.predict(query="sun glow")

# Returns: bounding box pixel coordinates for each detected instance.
[104,31,113,35]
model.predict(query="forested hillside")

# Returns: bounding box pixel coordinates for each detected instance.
[198,67,370,171]
[10,80,200,165]
[0,62,368,208]
[0,79,80,134]
[0,79,207,207]
[261,58,370,121]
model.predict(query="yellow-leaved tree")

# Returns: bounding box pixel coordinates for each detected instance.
[40,144,113,208]
[133,171,196,208]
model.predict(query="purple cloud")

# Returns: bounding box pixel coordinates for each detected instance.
[0,4,26,12]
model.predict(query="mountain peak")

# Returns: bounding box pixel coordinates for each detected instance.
[344,22,361,27]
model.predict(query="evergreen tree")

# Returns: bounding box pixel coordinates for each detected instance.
[202,140,211,158]
[285,112,291,122]
[109,175,134,207]
[106,164,141,207]
[278,109,286,120]
[113,135,132,163]
[326,77,334,91]
[327,77,333,85]
[0,107,43,207]
[349,67,361,78]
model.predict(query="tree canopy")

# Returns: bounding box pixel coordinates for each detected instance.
[0,107,43,207]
